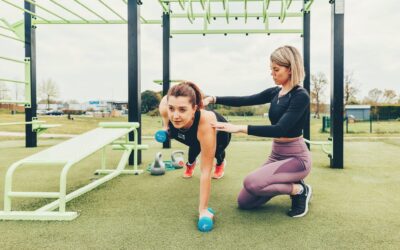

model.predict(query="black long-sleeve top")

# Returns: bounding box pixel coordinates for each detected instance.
[215,85,310,138]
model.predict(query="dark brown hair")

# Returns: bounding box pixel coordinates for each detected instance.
[167,81,204,110]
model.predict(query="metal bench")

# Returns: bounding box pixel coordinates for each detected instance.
[304,138,333,158]
[0,122,148,221]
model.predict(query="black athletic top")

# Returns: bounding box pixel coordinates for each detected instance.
[168,110,229,147]
[215,85,310,138]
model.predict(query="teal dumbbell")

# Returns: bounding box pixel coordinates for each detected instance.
[198,208,215,232]
[155,130,168,143]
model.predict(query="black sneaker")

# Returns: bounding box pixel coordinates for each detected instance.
[287,180,312,218]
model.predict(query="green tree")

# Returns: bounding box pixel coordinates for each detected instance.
[141,90,161,113]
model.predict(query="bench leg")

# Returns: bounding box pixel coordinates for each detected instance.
[3,161,24,212]
[101,146,107,170]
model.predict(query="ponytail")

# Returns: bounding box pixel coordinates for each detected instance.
[167,81,204,110]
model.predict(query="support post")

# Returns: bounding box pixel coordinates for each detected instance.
[303,0,311,150]
[128,0,142,165]
[330,0,344,168]
[24,0,37,148]
[162,11,171,148]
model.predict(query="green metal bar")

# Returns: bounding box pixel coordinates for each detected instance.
[288,0,293,9]
[141,20,162,25]
[33,19,161,25]
[0,121,45,126]
[98,0,126,22]
[244,0,248,23]
[304,0,314,12]
[0,0,50,23]
[225,0,229,23]
[153,79,184,85]
[49,0,89,23]
[158,0,169,12]
[10,20,24,41]
[171,12,302,18]
[178,0,185,10]
[207,0,211,24]
[24,0,70,23]
[0,100,28,104]
[200,0,206,9]
[74,0,108,23]
[25,57,31,107]
[186,0,194,23]
[280,0,287,23]
[165,0,302,2]
[264,11,269,29]
[101,146,107,170]
[0,26,11,32]
[0,18,13,32]
[0,78,28,84]
[171,29,302,34]
[0,56,25,64]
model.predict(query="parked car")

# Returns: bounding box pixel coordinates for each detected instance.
[46,110,63,116]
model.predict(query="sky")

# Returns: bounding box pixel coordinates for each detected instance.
[0,0,399,103]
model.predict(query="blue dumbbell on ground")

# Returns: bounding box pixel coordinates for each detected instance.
[155,130,168,143]
[198,207,215,232]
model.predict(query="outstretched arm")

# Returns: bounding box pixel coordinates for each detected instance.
[204,87,279,107]
[197,112,217,217]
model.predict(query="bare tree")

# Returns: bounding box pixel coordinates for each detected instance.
[0,81,10,100]
[39,78,59,110]
[382,89,397,104]
[344,71,359,105]
[365,88,383,105]
[311,72,328,119]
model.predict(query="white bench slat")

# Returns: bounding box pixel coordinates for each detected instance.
[23,127,133,164]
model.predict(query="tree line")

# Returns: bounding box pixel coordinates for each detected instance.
[311,71,400,118]
[2,76,398,118]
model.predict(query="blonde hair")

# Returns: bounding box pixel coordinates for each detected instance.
[270,45,305,87]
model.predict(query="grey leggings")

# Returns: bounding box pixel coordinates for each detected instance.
[237,138,311,209]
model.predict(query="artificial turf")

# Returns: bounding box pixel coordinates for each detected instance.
[0,138,399,249]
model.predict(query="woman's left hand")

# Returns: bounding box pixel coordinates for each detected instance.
[199,208,214,219]
[211,122,245,133]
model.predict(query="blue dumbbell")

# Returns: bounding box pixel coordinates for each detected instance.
[155,130,168,143]
[198,207,215,232]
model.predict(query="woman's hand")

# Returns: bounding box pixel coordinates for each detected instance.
[199,208,214,219]
[211,122,247,134]
[203,96,215,107]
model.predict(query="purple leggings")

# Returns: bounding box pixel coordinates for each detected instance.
[237,137,311,209]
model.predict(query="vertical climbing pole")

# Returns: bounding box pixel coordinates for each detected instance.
[330,0,344,168]
[128,0,142,165]
[303,0,311,150]
[162,8,171,149]
[24,0,37,148]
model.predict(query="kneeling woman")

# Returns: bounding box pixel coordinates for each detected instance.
[159,81,231,219]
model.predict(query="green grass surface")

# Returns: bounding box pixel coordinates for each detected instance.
[0,138,399,249]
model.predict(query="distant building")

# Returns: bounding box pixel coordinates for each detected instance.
[345,105,371,121]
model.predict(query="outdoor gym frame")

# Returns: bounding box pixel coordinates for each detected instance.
[0,0,344,168]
